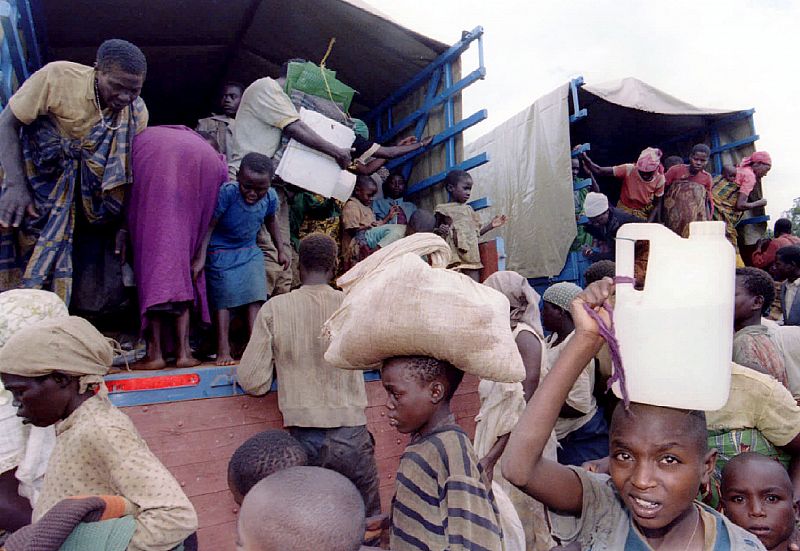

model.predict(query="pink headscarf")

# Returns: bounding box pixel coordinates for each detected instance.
[735,151,772,193]
[740,151,772,167]
[636,147,663,173]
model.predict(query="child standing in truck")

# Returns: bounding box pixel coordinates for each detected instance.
[435,170,506,281]
[340,176,402,271]
[194,152,288,366]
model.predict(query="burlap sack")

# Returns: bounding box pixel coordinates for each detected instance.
[324,234,525,383]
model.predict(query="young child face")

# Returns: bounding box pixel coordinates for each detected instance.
[721,459,796,550]
[608,405,715,532]
[354,181,378,207]
[447,175,473,204]
[221,85,243,118]
[571,159,580,180]
[688,151,709,174]
[238,168,272,205]
[733,277,761,324]
[385,174,406,199]
[381,358,439,434]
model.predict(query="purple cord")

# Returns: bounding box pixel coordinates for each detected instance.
[581,276,636,409]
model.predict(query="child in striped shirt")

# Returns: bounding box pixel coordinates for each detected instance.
[380,355,503,550]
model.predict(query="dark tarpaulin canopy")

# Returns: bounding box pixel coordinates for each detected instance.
[570,78,757,206]
[35,0,449,125]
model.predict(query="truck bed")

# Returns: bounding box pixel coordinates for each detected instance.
[116,367,480,550]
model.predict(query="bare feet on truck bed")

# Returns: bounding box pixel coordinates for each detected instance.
[216,354,236,366]
[129,357,168,371]
[175,355,202,368]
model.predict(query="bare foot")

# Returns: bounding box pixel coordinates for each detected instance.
[175,356,202,368]
[130,357,168,371]
[216,354,236,366]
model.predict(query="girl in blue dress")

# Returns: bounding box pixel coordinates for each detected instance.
[193,152,288,365]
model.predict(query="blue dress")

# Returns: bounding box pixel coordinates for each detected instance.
[206,182,278,309]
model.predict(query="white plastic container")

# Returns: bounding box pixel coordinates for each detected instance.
[613,221,734,410]
[275,108,356,201]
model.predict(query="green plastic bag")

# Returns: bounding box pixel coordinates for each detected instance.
[284,61,356,113]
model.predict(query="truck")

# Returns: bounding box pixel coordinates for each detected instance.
[0,1,494,548]
[465,76,765,291]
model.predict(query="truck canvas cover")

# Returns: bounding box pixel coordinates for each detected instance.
[466,77,757,278]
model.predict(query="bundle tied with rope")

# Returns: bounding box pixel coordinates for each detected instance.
[323,233,526,383]
[284,38,357,116]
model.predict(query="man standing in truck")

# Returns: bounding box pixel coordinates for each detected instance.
[0,39,148,310]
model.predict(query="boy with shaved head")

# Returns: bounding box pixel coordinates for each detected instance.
[721,452,799,550]
[503,279,764,550]
[236,466,372,551]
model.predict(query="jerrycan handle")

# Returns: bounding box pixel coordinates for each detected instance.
[615,223,680,291]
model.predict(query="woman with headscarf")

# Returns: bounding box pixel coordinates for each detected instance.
[0,289,67,535]
[581,147,666,222]
[712,152,771,266]
[0,316,197,551]
[475,271,556,551]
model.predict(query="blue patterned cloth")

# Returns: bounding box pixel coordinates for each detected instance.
[0,100,145,305]
[206,183,278,309]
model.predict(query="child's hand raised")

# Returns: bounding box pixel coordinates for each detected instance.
[490,214,507,229]
[570,278,614,341]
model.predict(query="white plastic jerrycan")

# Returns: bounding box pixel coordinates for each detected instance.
[613,221,734,410]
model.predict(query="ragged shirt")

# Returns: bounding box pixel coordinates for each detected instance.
[391,425,503,551]
[548,466,765,550]
[732,325,788,388]
[33,395,197,551]
[9,60,148,139]
[542,332,597,440]
[227,77,299,175]
[196,114,235,158]
[236,284,367,428]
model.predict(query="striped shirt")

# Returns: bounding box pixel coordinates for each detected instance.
[390,425,503,551]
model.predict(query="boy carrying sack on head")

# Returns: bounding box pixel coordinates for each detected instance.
[501,279,765,550]
[325,234,527,550]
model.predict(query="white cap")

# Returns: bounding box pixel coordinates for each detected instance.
[584,192,609,218]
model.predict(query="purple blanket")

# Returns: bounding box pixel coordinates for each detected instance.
[129,126,227,326]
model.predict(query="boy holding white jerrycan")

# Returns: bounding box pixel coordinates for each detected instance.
[502,222,764,549]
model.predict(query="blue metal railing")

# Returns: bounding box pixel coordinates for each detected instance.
[367,26,488,195]
[0,0,41,108]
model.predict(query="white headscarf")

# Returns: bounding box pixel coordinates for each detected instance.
[0,316,113,396]
[483,271,544,336]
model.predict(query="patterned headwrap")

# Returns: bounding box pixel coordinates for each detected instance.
[0,316,113,396]
[483,271,544,336]
[740,151,772,167]
[542,281,583,312]
[0,289,68,348]
[636,147,663,173]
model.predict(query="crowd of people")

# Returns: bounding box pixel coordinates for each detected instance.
[0,37,800,551]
